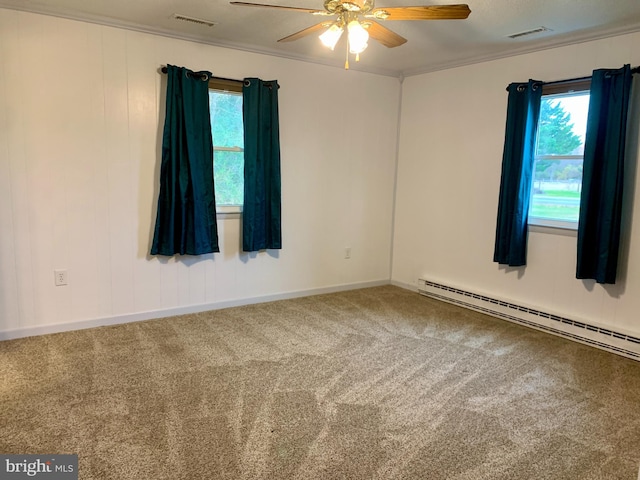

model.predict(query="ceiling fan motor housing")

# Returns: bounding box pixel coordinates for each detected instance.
[324,0,375,14]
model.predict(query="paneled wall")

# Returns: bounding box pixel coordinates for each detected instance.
[0,9,401,338]
[393,32,640,337]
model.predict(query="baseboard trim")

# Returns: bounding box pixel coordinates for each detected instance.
[390,279,419,292]
[0,280,390,341]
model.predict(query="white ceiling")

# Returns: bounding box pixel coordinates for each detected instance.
[2,0,640,77]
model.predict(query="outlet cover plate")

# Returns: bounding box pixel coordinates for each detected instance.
[54,269,68,286]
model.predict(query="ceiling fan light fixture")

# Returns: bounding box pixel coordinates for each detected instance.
[347,20,369,54]
[319,23,344,50]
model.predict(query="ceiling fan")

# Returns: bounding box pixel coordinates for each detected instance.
[230,0,471,68]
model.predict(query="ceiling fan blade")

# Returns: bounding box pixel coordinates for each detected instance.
[278,22,331,42]
[369,4,471,21]
[230,2,327,15]
[365,21,407,48]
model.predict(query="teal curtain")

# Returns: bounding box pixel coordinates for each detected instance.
[151,65,219,256]
[242,78,282,251]
[576,65,633,284]
[493,80,542,266]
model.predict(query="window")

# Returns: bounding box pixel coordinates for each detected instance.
[529,81,590,229]
[209,78,244,213]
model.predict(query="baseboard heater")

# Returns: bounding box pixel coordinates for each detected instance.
[418,278,640,361]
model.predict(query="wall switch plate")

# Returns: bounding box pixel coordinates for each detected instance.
[54,269,68,286]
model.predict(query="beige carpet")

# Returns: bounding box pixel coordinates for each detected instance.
[1,285,640,479]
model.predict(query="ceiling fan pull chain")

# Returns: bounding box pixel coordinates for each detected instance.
[345,35,350,69]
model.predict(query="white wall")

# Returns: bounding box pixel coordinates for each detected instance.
[393,32,640,336]
[0,9,401,338]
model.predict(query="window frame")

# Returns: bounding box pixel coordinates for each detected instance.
[209,77,244,216]
[528,79,591,231]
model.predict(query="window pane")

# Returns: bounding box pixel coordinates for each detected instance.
[213,150,244,205]
[530,92,589,225]
[536,94,589,156]
[209,91,244,206]
[530,159,582,222]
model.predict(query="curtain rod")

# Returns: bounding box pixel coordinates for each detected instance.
[545,66,639,87]
[505,65,639,91]
[160,66,242,85]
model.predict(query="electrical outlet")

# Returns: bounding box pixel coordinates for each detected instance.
[345,247,351,259]
[54,269,68,286]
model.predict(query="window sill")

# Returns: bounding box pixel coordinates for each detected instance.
[528,217,577,236]
[217,205,242,218]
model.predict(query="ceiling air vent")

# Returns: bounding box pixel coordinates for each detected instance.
[507,26,552,39]
[172,14,217,27]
